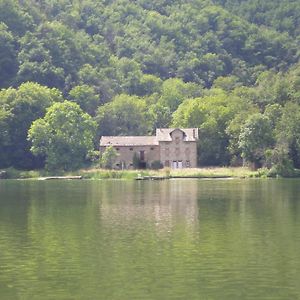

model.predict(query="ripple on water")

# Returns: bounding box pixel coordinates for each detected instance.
[0,179,300,299]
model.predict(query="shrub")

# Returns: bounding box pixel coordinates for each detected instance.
[100,146,118,169]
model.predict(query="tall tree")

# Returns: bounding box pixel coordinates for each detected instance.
[0,82,63,169]
[0,23,18,88]
[238,113,275,168]
[28,101,96,171]
[96,94,151,137]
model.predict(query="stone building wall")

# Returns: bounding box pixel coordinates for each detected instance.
[100,145,160,169]
[100,128,199,169]
[159,129,197,168]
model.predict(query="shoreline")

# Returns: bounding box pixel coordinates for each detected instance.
[1,166,299,180]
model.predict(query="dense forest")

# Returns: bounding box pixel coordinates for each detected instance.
[0,0,299,174]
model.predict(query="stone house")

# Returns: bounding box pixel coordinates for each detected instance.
[100,128,199,169]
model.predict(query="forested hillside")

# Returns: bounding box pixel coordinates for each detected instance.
[0,0,300,174]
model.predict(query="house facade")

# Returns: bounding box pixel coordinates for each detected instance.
[100,128,199,169]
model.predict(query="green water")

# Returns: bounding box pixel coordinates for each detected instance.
[0,179,300,300]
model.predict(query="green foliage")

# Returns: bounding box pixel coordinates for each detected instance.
[265,146,295,177]
[276,102,300,168]
[238,114,275,168]
[137,74,162,96]
[0,82,63,168]
[100,146,118,169]
[212,76,241,91]
[158,78,202,112]
[148,103,172,133]
[96,94,151,137]
[172,90,247,165]
[69,85,100,116]
[0,0,299,176]
[1,0,298,94]
[0,0,33,35]
[28,101,96,171]
[0,23,18,88]
[214,0,300,38]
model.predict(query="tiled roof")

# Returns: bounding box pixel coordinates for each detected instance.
[100,128,199,146]
[100,136,158,146]
[156,128,198,141]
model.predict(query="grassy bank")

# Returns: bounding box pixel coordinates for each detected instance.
[77,167,258,179]
[2,166,300,180]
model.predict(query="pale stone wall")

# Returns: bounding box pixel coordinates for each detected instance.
[159,129,197,168]
[100,128,198,169]
[100,145,160,169]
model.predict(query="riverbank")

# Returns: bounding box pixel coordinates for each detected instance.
[79,167,259,179]
[2,166,300,180]
[0,166,267,180]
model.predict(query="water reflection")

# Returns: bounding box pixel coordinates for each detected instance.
[1,179,300,300]
[98,180,199,235]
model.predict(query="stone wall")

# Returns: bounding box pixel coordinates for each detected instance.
[159,129,197,168]
[101,145,160,169]
[100,128,198,169]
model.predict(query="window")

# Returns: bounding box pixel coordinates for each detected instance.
[175,137,180,144]
[186,160,190,167]
[116,147,120,151]
[150,147,154,150]
[129,147,133,151]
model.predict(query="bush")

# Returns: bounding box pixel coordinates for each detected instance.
[254,168,269,178]
[267,165,295,178]
[265,146,295,177]
[100,146,118,169]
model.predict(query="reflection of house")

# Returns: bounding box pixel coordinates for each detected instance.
[100,128,198,169]
[98,179,200,233]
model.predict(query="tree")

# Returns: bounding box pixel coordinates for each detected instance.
[265,145,295,177]
[136,74,162,96]
[28,101,96,171]
[100,146,118,169]
[96,94,151,137]
[0,82,63,169]
[172,90,247,165]
[275,102,300,168]
[238,113,275,168]
[0,107,12,167]
[0,23,18,88]
[212,76,241,91]
[158,78,201,112]
[148,103,172,132]
[18,21,100,90]
[0,0,33,36]
[17,32,65,89]
[68,85,100,116]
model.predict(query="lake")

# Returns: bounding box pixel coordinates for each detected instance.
[0,179,300,299]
